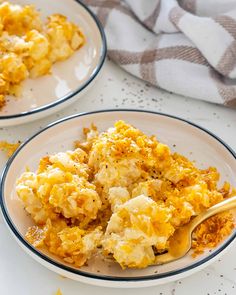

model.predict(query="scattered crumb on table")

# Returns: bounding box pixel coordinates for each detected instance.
[55,289,62,295]
[0,140,21,157]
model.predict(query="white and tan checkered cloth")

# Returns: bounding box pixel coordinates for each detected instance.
[84,0,236,106]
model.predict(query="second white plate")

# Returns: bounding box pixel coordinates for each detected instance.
[0,0,106,127]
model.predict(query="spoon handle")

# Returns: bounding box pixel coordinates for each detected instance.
[189,195,236,232]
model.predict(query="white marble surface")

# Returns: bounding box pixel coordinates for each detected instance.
[0,60,236,295]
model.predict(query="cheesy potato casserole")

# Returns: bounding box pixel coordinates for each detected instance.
[16,121,235,269]
[0,1,85,108]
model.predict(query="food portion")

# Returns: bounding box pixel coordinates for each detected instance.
[0,1,85,108]
[16,148,102,266]
[103,194,174,268]
[16,121,235,269]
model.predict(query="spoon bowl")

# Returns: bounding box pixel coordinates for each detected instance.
[154,195,236,265]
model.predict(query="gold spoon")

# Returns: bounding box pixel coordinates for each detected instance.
[154,195,236,265]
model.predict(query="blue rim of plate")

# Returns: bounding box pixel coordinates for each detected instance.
[0,0,107,120]
[1,109,236,282]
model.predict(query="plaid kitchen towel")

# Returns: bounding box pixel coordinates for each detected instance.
[84,0,236,106]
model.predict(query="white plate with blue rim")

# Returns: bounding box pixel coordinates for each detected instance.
[1,110,236,288]
[0,0,106,127]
